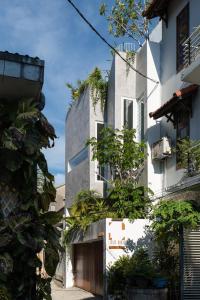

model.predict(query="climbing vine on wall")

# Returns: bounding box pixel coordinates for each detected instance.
[66,67,108,111]
[0,98,62,299]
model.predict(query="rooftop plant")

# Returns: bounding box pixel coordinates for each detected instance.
[67,67,108,111]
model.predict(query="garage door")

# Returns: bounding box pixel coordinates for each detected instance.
[73,240,103,295]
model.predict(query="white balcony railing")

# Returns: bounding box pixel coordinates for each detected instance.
[183,25,200,67]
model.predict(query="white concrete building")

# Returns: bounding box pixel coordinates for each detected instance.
[65,0,200,296]
[144,1,200,299]
[64,28,162,295]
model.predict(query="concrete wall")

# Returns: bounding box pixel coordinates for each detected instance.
[50,184,65,212]
[105,219,152,269]
[89,91,104,195]
[65,86,105,208]
[107,52,136,130]
[64,218,151,292]
[65,88,91,208]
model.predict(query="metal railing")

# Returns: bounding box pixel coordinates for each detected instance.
[116,43,136,53]
[183,25,200,67]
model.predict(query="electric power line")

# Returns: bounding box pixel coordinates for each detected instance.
[66,0,159,85]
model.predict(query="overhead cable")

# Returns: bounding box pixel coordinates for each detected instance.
[66,0,159,84]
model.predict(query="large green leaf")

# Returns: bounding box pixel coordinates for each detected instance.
[0,253,13,274]
[40,211,62,225]
[44,245,59,277]
[0,233,12,248]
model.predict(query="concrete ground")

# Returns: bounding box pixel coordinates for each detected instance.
[51,281,103,300]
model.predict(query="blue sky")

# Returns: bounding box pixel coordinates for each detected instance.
[0,0,131,186]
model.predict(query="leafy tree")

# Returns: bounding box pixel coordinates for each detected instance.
[150,199,200,294]
[0,98,62,299]
[99,0,151,48]
[151,199,200,243]
[87,127,151,213]
[64,127,151,242]
[87,127,146,182]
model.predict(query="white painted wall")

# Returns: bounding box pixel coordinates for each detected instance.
[64,218,151,293]
[152,0,200,193]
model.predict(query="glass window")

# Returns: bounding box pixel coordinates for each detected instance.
[124,99,133,129]
[176,109,190,167]
[177,4,189,72]
[96,122,104,181]
[137,96,144,141]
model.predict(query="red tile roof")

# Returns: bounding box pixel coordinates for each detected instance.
[149,85,199,119]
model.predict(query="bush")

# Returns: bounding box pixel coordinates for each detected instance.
[107,248,156,298]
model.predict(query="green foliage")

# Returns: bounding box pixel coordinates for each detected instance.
[151,199,200,243]
[176,138,200,175]
[126,50,136,74]
[99,0,150,46]
[64,190,114,243]
[0,287,11,300]
[107,248,156,298]
[0,98,62,299]
[66,67,107,111]
[64,185,151,244]
[153,240,179,285]
[107,181,152,219]
[65,128,151,243]
[87,127,146,181]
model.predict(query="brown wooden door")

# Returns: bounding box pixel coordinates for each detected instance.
[73,240,103,295]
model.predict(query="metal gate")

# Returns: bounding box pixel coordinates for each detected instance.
[73,240,103,295]
[182,226,200,299]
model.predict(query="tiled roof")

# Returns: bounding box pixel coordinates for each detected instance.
[149,84,199,120]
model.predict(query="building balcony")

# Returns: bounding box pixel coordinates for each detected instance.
[0,51,44,101]
[181,26,200,84]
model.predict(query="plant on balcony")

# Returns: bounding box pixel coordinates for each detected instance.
[176,138,200,175]
[0,99,62,299]
[66,67,108,111]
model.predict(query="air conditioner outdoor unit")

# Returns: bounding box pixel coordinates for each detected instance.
[152,137,171,160]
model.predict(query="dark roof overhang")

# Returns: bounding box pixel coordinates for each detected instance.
[142,0,171,20]
[149,84,199,121]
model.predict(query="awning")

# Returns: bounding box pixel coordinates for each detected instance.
[149,84,199,120]
[142,0,171,20]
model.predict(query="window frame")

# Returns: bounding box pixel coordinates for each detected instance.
[176,3,189,73]
[121,97,137,130]
[95,121,104,182]
[137,94,145,142]
[175,104,191,168]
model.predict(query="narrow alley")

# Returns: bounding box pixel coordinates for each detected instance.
[51,281,103,300]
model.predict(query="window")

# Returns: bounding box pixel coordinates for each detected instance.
[176,108,190,167]
[96,122,104,181]
[177,3,189,72]
[137,95,145,141]
[124,99,133,129]
[68,147,88,172]
[176,109,190,140]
